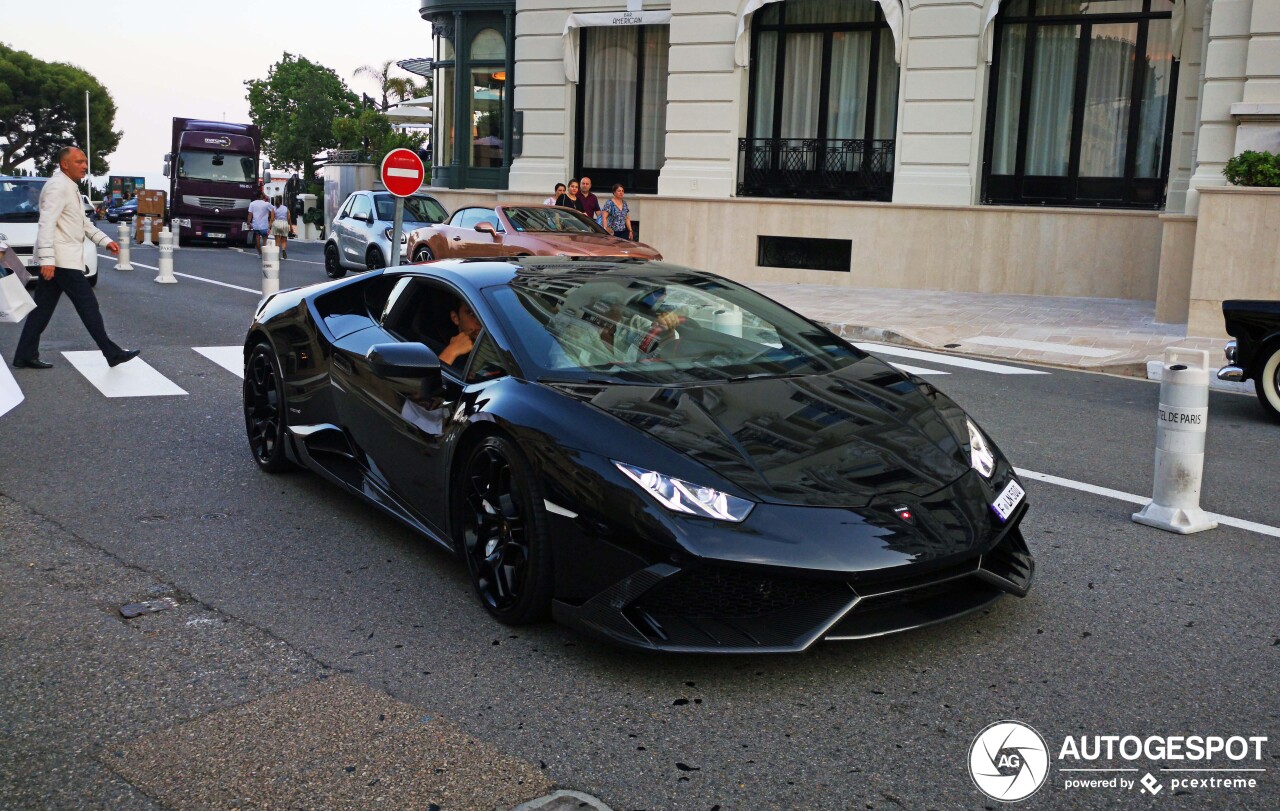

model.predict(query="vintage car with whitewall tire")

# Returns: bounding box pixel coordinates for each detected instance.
[1217,299,1280,422]
[242,258,1034,652]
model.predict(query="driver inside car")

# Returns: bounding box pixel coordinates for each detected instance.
[439,299,482,367]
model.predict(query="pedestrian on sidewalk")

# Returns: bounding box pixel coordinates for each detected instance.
[579,176,600,223]
[12,147,139,370]
[246,191,273,254]
[271,196,290,260]
[601,184,632,240]
[555,179,584,212]
[544,183,565,206]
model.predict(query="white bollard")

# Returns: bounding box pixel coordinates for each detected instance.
[261,243,280,300]
[155,228,177,284]
[115,220,132,270]
[1132,348,1218,534]
[142,215,154,245]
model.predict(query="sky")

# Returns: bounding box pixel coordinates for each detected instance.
[6,0,434,195]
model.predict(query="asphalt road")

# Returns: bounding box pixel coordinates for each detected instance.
[1,241,1276,810]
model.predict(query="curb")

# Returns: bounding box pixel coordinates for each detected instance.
[508,790,615,811]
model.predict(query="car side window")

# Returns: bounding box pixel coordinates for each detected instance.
[477,210,503,233]
[351,195,373,221]
[456,209,479,229]
[448,209,470,227]
[338,196,355,219]
[464,331,510,384]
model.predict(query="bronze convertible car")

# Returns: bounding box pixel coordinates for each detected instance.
[405,204,662,263]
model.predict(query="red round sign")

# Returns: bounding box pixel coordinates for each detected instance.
[380,148,425,197]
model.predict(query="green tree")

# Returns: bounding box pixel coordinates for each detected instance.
[354,60,430,110]
[245,53,358,183]
[0,43,121,175]
[332,108,426,160]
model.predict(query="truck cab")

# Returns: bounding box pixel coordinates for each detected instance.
[166,118,260,245]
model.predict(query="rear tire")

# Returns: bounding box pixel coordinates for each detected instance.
[324,243,345,279]
[243,342,295,473]
[1255,345,1280,423]
[412,245,434,263]
[365,246,385,271]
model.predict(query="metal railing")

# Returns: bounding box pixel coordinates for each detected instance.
[737,138,895,201]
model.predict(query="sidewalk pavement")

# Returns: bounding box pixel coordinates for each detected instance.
[753,283,1243,388]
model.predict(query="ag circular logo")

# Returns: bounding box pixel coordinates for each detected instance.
[969,720,1050,802]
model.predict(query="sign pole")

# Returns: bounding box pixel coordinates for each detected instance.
[390,197,404,267]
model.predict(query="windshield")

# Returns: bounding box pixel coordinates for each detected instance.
[485,272,862,386]
[375,194,447,224]
[504,206,605,234]
[178,150,256,183]
[0,178,46,222]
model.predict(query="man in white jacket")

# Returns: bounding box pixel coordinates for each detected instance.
[12,147,138,369]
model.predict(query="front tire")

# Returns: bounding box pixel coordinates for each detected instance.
[324,243,345,279]
[412,244,434,263]
[243,342,294,473]
[1255,345,1280,423]
[455,436,554,625]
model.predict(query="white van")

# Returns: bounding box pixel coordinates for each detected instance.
[0,176,100,287]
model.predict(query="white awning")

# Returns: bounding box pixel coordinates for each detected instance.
[562,10,674,83]
[734,0,904,67]
[982,0,1185,62]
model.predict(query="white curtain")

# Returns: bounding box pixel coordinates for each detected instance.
[1024,25,1078,176]
[639,26,669,170]
[583,27,637,168]
[1079,23,1136,178]
[780,33,822,139]
[1136,19,1174,177]
[873,28,899,139]
[989,25,1025,175]
[827,32,871,140]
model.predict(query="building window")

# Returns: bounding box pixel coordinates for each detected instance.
[425,4,514,190]
[575,25,670,195]
[739,0,899,201]
[983,0,1178,208]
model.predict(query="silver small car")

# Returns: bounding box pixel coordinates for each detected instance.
[324,190,448,278]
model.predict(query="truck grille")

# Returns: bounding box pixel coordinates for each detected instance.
[182,196,249,211]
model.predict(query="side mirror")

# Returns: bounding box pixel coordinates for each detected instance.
[474,221,496,235]
[366,342,441,383]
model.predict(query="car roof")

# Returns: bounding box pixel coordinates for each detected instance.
[399,258,712,293]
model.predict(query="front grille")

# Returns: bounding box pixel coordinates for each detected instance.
[198,197,235,208]
[635,567,847,620]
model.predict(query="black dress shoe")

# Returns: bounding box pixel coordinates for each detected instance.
[106,349,140,368]
[12,358,53,369]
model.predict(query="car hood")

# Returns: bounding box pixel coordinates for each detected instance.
[550,356,974,508]
[527,232,661,258]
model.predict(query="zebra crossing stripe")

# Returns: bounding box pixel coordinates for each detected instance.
[194,346,245,379]
[62,351,188,397]
[889,362,949,376]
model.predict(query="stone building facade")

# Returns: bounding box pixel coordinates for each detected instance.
[417,0,1280,335]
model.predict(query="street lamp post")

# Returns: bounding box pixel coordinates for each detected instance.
[85,90,91,196]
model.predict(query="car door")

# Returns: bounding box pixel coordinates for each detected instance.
[343,194,375,266]
[330,275,482,531]
[331,195,355,265]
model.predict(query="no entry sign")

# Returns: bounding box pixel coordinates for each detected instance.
[380,148,425,197]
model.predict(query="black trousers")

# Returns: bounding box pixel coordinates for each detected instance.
[14,267,122,362]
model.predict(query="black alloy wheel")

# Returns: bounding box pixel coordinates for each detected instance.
[1256,345,1280,422]
[413,245,434,263]
[456,436,553,624]
[366,246,385,271]
[243,342,294,472]
[324,243,346,279]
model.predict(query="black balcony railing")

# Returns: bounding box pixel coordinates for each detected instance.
[737,138,894,202]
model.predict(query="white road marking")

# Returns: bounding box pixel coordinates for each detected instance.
[285,258,323,265]
[62,351,187,397]
[100,252,290,293]
[965,335,1119,358]
[194,346,244,378]
[855,342,1049,375]
[1016,467,1280,539]
[889,362,949,376]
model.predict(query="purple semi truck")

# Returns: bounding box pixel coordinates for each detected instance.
[164,118,260,245]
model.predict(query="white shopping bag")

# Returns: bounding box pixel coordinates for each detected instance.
[0,270,36,323]
[0,360,22,419]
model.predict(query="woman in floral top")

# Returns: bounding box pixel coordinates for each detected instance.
[601,183,632,240]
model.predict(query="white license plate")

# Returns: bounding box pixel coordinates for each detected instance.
[992,479,1025,522]
[206,232,226,239]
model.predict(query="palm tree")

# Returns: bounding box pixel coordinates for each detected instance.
[354,61,426,110]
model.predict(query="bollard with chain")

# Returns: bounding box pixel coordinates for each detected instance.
[261,243,279,300]
[115,220,132,270]
[155,227,177,284]
[1132,348,1217,534]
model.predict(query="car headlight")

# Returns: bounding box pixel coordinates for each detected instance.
[966,419,996,479]
[383,227,395,241]
[614,461,753,522]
